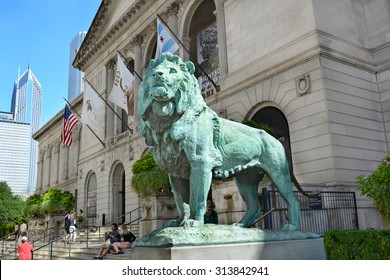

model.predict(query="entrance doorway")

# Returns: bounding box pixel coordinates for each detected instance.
[86,173,97,226]
[112,163,125,224]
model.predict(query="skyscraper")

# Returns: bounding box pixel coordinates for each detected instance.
[0,112,31,198]
[68,32,86,102]
[10,66,42,196]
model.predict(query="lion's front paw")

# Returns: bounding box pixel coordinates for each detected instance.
[282,224,299,231]
[182,219,204,227]
[232,222,245,227]
[165,220,181,227]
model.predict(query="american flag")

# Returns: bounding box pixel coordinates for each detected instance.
[60,105,78,146]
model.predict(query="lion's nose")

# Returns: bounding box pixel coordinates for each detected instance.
[153,70,164,77]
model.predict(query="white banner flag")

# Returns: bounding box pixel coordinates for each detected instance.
[109,54,134,114]
[82,83,105,140]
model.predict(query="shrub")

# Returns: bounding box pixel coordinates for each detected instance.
[131,152,170,197]
[23,195,43,217]
[324,229,390,260]
[356,154,390,218]
[40,189,75,214]
[23,189,75,217]
[242,120,274,136]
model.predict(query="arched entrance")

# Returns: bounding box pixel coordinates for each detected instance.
[111,163,125,223]
[251,106,292,167]
[86,173,97,226]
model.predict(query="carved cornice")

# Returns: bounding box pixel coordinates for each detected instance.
[74,0,148,70]
[167,3,180,16]
[105,58,116,70]
[131,35,144,47]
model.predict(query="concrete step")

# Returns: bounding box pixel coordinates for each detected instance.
[1,224,141,260]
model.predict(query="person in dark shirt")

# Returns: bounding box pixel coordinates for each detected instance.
[204,200,218,224]
[93,223,121,259]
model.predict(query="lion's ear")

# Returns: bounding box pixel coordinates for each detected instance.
[186,61,195,74]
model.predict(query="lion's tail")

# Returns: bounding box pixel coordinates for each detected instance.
[290,170,320,198]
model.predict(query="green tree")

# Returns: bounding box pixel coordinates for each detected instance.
[356,154,390,218]
[0,181,25,222]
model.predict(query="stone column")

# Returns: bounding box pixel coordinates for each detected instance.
[36,151,43,192]
[106,59,116,139]
[132,35,143,124]
[167,3,179,36]
[54,139,60,184]
[214,0,228,79]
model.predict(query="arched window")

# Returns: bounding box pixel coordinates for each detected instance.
[111,163,125,223]
[189,1,219,92]
[86,173,97,224]
[251,107,292,168]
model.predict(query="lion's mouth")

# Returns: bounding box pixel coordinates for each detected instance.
[152,101,174,117]
[150,85,172,101]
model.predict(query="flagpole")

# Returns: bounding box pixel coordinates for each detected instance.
[157,14,220,92]
[63,97,106,147]
[117,50,143,81]
[85,79,133,134]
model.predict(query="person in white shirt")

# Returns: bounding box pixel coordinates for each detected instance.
[20,222,27,239]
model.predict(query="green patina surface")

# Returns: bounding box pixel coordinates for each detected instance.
[137,53,303,243]
[136,225,320,247]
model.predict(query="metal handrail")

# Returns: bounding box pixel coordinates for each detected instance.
[250,208,288,228]
[103,206,141,227]
[0,206,142,260]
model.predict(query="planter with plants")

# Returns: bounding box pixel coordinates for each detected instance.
[131,152,177,236]
[23,188,75,240]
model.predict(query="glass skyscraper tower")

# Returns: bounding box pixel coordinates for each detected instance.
[10,66,42,196]
[0,113,31,198]
[68,32,86,102]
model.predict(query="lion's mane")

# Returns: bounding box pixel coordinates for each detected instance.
[138,53,221,177]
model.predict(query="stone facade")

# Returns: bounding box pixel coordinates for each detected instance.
[33,0,390,233]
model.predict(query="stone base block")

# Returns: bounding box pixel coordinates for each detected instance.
[130,238,326,260]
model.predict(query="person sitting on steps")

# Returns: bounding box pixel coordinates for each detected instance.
[96,224,136,258]
[93,223,121,260]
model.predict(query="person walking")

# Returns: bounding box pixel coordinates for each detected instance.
[69,212,77,244]
[14,222,19,241]
[20,221,27,239]
[78,209,84,227]
[18,236,34,260]
[64,210,71,244]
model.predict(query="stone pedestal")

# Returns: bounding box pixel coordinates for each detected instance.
[139,193,178,237]
[130,238,325,260]
[131,225,326,260]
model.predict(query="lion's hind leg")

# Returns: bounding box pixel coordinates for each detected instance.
[234,167,264,228]
[268,173,300,231]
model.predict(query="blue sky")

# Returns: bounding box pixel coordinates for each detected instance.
[0,0,101,126]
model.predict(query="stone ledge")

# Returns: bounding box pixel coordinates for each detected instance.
[136,224,320,247]
[130,238,325,260]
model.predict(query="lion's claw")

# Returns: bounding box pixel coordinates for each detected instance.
[282,224,298,231]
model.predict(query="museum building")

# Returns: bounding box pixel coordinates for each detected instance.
[33,0,390,235]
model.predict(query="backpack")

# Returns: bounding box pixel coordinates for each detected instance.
[64,214,70,228]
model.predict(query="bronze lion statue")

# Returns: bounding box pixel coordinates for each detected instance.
[138,53,301,230]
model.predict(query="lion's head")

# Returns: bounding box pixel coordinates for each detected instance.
[138,53,205,119]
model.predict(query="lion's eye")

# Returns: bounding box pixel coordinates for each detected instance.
[170,68,177,74]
